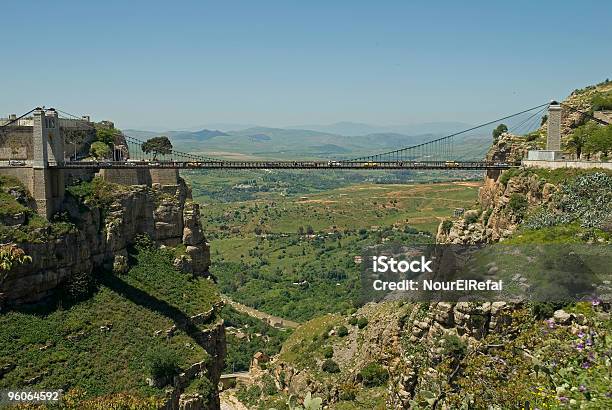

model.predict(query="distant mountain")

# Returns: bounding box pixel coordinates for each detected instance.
[170,129,228,142]
[124,129,228,142]
[122,122,486,161]
[287,121,473,137]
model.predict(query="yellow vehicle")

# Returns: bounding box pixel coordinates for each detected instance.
[362,161,379,167]
[445,161,459,167]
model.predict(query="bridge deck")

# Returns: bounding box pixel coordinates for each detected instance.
[55,160,514,170]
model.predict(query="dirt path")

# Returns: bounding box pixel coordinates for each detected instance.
[221,295,300,329]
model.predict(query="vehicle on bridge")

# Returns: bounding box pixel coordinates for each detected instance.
[327,160,341,167]
[445,161,460,167]
[362,161,379,167]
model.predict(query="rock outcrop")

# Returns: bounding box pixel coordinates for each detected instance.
[437,133,558,244]
[0,177,211,306]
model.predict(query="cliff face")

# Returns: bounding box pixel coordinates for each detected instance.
[437,133,558,244]
[0,178,210,307]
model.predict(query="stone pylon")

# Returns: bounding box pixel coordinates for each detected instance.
[32,108,65,218]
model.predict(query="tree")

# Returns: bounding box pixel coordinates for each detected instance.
[89,141,111,159]
[584,124,612,159]
[306,225,314,235]
[95,126,117,146]
[567,122,597,159]
[142,136,172,160]
[492,124,508,141]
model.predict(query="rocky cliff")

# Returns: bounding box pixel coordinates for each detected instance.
[436,132,558,244]
[0,177,210,307]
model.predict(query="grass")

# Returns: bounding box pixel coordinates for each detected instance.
[0,246,220,400]
[201,182,479,235]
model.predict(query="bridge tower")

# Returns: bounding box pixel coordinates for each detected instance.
[546,101,562,152]
[32,108,65,218]
[526,101,563,162]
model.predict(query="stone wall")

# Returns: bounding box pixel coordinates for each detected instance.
[523,160,612,170]
[98,168,179,186]
[0,126,33,160]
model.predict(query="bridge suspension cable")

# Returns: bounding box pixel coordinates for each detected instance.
[343,102,551,163]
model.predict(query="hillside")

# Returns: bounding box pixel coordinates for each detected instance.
[0,175,226,409]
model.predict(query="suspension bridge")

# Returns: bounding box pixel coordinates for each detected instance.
[2,102,554,172]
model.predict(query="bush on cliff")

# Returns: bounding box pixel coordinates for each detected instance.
[507,193,528,216]
[321,359,340,373]
[144,345,180,384]
[359,362,388,387]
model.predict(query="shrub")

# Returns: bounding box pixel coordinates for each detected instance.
[507,193,528,215]
[347,317,358,326]
[339,383,357,401]
[359,362,388,387]
[322,346,334,359]
[482,208,493,226]
[441,220,453,234]
[492,123,508,141]
[357,317,369,329]
[321,359,340,373]
[144,346,180,384]
[336,325,348,337]
[262,374,277,395]
[89,141,111,159]
[441,333,466,358]
[464,212,479,225]
[186,376,214,400]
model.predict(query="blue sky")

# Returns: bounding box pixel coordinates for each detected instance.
[1,0,611,130]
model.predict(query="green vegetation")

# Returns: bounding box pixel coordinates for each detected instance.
[590,89,612,111]
[525,172,612,231]
[336,325,348,337]
[144,345,181,382]
[0,244,219,401]
[142,136,173,159]
[507,193,528,215]
[222,305,291,372]
[322,359,340,373]
[359,363,389,387]
[0,176,76,243]
[568,122,612,159]
[492,123,508,141]
[89,140,111,159]
[200,181,475,321]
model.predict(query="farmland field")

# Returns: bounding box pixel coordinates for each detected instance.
[184,171,481,321]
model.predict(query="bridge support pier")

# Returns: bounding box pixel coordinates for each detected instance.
[527,101,563,161]
[32,108,65,219]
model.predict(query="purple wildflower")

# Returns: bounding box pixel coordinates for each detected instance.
[558,396,569,403]
[577,331,585,338]
[576,342,585,351]
[586,338,593,346]
[591,297,601,306]
[582,361,591,369]
[579,385,587,393]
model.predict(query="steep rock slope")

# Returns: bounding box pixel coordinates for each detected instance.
[0,177,210,306]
